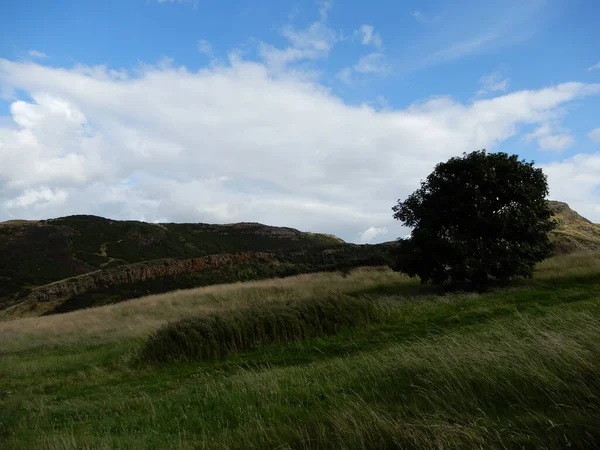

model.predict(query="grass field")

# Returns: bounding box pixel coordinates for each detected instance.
[1,253,600,449]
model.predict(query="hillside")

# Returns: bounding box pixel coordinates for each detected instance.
[0,215,391,317]
[1,201,598,318]
[548,201,600,254]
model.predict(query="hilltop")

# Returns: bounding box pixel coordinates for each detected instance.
[548,201,600,254]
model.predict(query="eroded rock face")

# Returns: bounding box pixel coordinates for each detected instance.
[26,252,274,303]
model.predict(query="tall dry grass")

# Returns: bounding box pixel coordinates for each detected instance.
[2,251,599,355]
[0,268,406,354]
[535,250,600,278]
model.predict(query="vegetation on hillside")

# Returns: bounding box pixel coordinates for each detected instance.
[393,151,555,288]
[1,254,600,449]
[0,215,393,316]
[2,191,600,319]
[0,215,341,292]
[549,200,600,253]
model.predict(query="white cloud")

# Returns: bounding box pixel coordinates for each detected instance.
[28,50,48,59]
[543,153,600,223]
[258,4,337,72]
[342,25,386,83]
[524,123,575,151]
[588,62,600,71]
[197,40,213,57]
[537,134,575,151]
[477,72,510,96]
[356,25,383,49]
[6,187,67,209]
[1,57,599,241]
[359,226,388,243]
[588,128,600,142]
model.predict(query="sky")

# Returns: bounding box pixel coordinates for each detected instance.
[0,0,599,244]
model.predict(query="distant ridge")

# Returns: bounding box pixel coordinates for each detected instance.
[0,215,391,318]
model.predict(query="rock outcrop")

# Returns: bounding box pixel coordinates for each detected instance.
[25,252,274,303]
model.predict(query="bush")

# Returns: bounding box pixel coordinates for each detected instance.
[236,267,257,281]
[142,295,377,363]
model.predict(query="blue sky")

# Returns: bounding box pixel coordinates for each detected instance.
[0,0,599,243]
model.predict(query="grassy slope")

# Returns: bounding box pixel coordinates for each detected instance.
[1,254,600,449]
[549,200,600,253]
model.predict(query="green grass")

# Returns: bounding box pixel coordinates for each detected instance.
[142,294,378,363]
[1,254,600,449]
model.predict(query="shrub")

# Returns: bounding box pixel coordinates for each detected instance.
[236,267,257,281]
[142,295,377,363]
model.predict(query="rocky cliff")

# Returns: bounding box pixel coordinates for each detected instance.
[26,252,274,303]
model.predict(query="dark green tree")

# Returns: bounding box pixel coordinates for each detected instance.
[392,150,556,289]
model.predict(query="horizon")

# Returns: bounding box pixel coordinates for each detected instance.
[0,198,590,245]
[1,0,599,244]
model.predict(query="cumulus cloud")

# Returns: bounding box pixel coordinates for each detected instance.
[537,134,575,151]
[589,128,600,142]
[356,25,383,49]
[543,153,600,224]
[5,187,67,209]
[524,123,575,151]
[359,226,388,243]
[1,57,599,241]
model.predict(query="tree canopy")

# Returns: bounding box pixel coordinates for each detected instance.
[392,150,556,288]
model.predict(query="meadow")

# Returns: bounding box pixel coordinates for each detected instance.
[1,253,600,449]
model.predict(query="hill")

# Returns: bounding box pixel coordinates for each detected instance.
[0,215,391,318]
[1,201,599,318]
[548,201,600,254]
